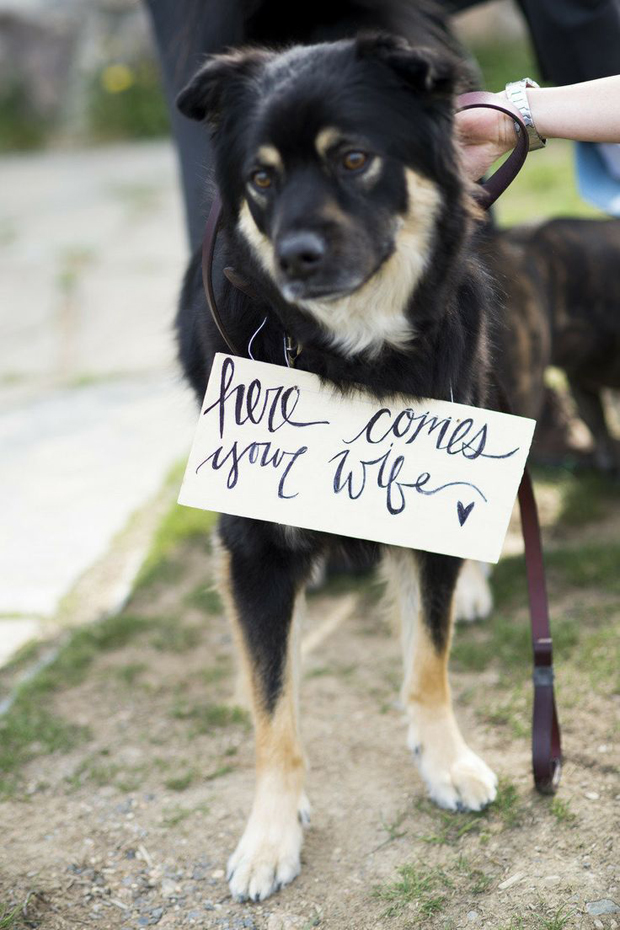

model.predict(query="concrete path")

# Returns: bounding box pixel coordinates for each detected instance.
[0,141,200,664]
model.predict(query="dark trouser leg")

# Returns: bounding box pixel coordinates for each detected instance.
[142,0,242,250]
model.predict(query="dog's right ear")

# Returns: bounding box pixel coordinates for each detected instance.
[176,48,270,124]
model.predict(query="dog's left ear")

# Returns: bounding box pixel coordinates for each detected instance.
[356,34,457,98]
[177,48,271,124]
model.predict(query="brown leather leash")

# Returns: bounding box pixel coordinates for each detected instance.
[200,90,562,794]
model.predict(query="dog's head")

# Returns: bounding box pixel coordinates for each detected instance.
[178,36,466,354]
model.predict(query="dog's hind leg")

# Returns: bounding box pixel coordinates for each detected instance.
[384,548,497,812]
[217,524,313,902]
[454,560,493,623]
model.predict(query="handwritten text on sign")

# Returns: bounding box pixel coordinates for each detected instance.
[178,354,535,563]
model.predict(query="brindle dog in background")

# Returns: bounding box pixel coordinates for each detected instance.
[485,218,620,475]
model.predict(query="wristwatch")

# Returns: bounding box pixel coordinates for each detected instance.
[504,78,547,151]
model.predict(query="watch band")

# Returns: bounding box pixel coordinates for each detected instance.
[505,78,547,151]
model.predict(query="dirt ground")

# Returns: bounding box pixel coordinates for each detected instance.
[1,475,619,930]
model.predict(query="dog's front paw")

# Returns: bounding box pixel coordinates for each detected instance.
[227,806,306,902]
[454,560,492,623]
[415,740,497,812]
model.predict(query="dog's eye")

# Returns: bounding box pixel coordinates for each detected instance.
[342,151,368,171]
[251,169,272,190]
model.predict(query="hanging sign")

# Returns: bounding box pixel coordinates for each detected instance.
[178,354,535,563]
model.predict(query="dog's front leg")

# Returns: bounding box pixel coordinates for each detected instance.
[385,548,497,811]
[218,527,312,902]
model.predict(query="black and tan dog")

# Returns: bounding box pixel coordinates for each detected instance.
[175,5,499,903]
[485,218,620,474]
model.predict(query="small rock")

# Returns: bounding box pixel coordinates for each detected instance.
[498,873,525,891]
[149,907,164,925]
[542,875,561,885]
[594,921,604,930]
[266,915,304,930]
[467,910,481,922]
[585,792,600,801]
[211,869,225,879]
[586,900,620,916]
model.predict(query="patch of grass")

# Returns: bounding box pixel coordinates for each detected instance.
[454,856,492,895]
[536,906,575,930]
[0,902,23,929]
[480,689,529,740]
[549,797,577,824]
[452,563,581,677]
[150,621,202,654]
[579,624,620,695]
[496,139,603,227]
[184,585,223,615]
[546,541,620,595]
[205,764,234,782]
[162,801,210,828]
[0,702,89,796]
[492,779,523,829]
[134,492,216,592]
[557,471,620,527]
[115,662,148,686]
[66,755,148,793]
[201,664,230,686]
[28,614,150,697]
[162,804,193,828]
[418,800,483,846]
[373,863,450,918]
[165,770,195,792]
[171,701,249,734]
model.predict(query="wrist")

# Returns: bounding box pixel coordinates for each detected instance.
[505,78,547,151]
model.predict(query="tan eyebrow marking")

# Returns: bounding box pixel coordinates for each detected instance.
[315,127,345,157]
[256,145,283,171]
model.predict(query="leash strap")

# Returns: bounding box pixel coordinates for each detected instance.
[518,469,562,792]
[457,91,563,793]
[201,192,241,356]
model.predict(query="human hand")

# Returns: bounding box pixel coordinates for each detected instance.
[455,92,519,181]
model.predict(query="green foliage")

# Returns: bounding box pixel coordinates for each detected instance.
[88,60,169,141]
[134,496,216,593]
[0,700,89,796]
[549,797,577,824]
[374,862,450,917]
[184,585,224,615]
[496,140,603,227]
[0,902,23,930]
[165,770,196,792]
[150,621,202,653]
[0,83,49,152]
[472,39,540,92]
[171,701,249,733]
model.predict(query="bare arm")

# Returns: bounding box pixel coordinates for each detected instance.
[457,76,620,181]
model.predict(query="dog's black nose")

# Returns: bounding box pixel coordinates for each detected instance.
[277,232,325,280]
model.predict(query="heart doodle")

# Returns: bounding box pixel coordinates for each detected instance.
[457,501,475,526]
